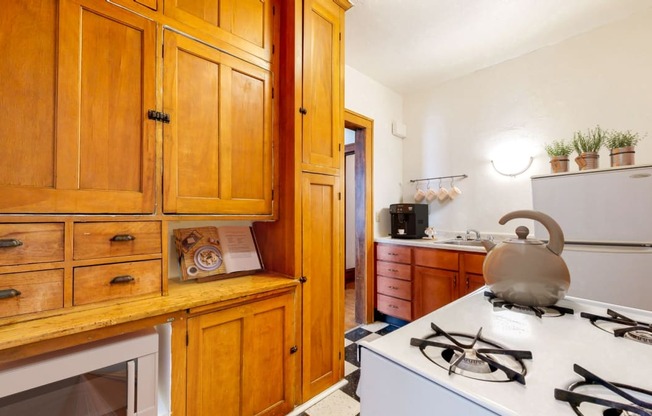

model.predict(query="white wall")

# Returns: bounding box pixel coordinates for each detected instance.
[345,66,405,237]
[346,10,652,238]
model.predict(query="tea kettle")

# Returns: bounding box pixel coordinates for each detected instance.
[482,210,570,307]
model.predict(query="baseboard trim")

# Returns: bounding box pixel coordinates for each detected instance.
[286,379,349,416]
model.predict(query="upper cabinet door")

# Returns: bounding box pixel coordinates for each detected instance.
[302,0,343,175]
[0,0,156,214]
[162,30,274,215]
[164,0,273,62]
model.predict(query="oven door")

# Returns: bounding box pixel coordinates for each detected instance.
[0,329,158,416]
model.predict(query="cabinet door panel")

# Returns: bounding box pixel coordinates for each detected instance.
[302,0,342,173]
[301,173,342,400]
[1,0,156,213]
[163,30,273,214]
[187,293,294,416]
[413,266,456,319]
[164,0,272,60]
[0,2,57,190]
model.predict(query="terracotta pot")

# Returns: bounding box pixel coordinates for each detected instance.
[610,146,635,167]
[549,156,569,174]
[574,152,599,171]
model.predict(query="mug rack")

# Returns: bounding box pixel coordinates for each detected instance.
[409,174,468,183]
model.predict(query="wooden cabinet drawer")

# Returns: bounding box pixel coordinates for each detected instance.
[376,293,411,321]
[414,248,459,270]
[376,244,411,264]
[73,260,161,305]
[0,223,64,266]
[376,261,411,281]
[74,222,161,260]
[463,252,486,275]
[0,269,64,318]
[377,276,411,301]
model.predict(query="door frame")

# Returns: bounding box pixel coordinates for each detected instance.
[344,109,374,324]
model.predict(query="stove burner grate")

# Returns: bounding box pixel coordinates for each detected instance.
[555,364,652,416]
[410,322,532,384]
[484,291,574,318]
[581,309,652,346]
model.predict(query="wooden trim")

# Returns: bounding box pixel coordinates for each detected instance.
[344,267,355,284]
[344,109,374,324]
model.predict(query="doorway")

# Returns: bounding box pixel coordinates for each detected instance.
[343,109,374,330]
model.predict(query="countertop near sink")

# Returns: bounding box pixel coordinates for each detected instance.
[375,236,486,253]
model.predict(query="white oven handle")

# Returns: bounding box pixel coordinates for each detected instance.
[127,359,136,416]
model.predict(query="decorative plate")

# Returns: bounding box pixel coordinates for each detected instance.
[193,246,223,272]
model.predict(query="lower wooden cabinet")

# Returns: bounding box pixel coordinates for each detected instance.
[183,291,296,416]
[375,243,487,321]
[413,266,457,320]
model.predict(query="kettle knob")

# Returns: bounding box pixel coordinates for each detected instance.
[515,226,529,240]
[499,210,565,255]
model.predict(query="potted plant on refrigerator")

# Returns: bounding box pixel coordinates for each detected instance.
[544,140,573,173]
[572,125,606,170]
[605,130,644,167]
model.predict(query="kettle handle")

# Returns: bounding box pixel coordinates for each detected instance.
[499,210,565,255]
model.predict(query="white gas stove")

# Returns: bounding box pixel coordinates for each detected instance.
[359,290,652,415]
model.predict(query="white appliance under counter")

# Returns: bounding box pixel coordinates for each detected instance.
[359,290,652,415]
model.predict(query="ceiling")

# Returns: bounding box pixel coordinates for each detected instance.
[345,0,652,94]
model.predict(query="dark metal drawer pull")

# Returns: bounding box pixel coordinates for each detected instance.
[0,289,21,299]
[110,275,135,284]
[389,304,398,309]
[110,234,136,242]
[388,268,398,272]
[388,286,399,290]
[0,239,23,248]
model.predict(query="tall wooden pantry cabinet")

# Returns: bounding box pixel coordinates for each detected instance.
[255,0,352,402]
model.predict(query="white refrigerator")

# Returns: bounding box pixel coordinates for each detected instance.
[531,164,652,311]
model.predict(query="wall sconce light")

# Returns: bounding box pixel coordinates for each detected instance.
[491,156,534,177]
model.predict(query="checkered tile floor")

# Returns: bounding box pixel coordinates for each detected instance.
[296,321,400,416]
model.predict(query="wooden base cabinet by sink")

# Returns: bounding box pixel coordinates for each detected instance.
[374,243,487,321]
[183,290,297,416]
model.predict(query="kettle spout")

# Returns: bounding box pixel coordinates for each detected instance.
[481,239,496,252]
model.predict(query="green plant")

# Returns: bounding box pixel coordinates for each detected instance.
[572,125,606,154]
[544,140,573,157]
[605,130,644,149]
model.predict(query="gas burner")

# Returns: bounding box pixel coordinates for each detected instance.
[555,364,652,416]
[581,309,652,346]
[484,291,574,318]
[410,322,532,384]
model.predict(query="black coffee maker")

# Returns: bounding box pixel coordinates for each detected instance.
[389,204,428,239]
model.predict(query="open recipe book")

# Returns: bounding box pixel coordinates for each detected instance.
[173,226,263,282]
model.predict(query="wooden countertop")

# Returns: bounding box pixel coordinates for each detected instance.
[0,272,298,363]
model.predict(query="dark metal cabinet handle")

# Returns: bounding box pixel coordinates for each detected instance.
[110,234,136,242]
[388,268,398,272]
[0,239,23,248]
[299,107,307,115]
[389,304,398,309]
[388,286,399,290]
[110,275,135,284]
[0,289,21,299]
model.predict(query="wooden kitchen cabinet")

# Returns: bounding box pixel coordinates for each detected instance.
[185,290,296,416]
[164,0,274,62]
[162,29,274,215]
[300,173,343,400]
[460,252,487,296]
[374,243,487,321]
[0,0,156,214]
[301,0,346,175]
[413,248,459,319]
[375,244,413,321]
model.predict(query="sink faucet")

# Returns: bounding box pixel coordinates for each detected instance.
[465,229,481,240]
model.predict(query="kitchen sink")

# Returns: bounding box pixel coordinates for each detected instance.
[440,239,485,247]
